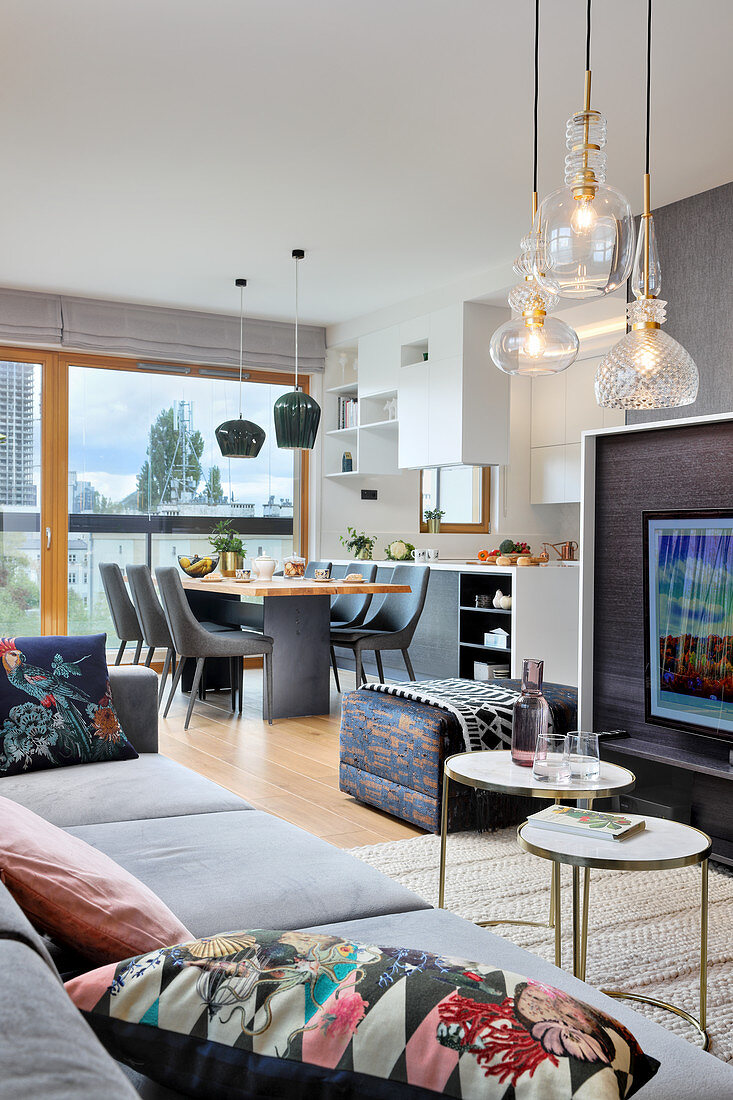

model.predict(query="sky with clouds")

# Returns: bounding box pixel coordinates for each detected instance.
[654,526,733,638]
[67,366,295,508]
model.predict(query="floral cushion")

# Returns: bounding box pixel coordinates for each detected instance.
[66,930,659,1099]
[0,634,137,776]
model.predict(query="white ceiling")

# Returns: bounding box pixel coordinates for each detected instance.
[2,0,732,326]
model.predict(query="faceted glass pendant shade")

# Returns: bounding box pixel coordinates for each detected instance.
[536,111,635,299]
[595,299,699,409]
[215,417,266,458]
[273,390,322,449]
[490,314,579,377]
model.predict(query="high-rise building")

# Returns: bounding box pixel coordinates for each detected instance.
[0,362,37,507]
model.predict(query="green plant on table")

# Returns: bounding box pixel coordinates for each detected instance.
[209,520,245,556]
[339,526,376,560]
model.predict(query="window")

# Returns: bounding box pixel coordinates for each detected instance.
[420,465,490,533]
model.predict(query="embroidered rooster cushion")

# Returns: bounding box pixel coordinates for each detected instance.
[66,930,659,1099]
[0,634,137,776]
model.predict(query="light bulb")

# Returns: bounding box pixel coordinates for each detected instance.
[524,327,546,359]
[570,196,598,236]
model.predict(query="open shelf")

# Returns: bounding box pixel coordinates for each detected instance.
[459,605,511,615]
[326,382,359,395]
[326,426,358,437]
[325,470,362,479]
[360,419,398,431]
[460,641,511,652]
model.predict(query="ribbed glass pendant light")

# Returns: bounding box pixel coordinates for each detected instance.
[215,278,266,458]
[595,0,698,409]
[534,0,635,299]
[274,249,322,450]
[490,0,579,377]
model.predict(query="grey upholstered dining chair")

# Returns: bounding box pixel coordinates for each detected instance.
[156,567,274,730]
[329,563,377,692]
[99,562,145,665]
[126,564,177,706]
[305,559,333,578]
[330,564,430,689]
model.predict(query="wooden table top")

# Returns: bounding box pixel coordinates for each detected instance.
[181,576,411,598]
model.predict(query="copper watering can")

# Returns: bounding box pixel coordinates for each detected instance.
[543,540,579,561]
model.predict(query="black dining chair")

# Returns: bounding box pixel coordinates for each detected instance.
[330,564,430,689]
[126,564,178,707]
[329,563,377,692]
[156,567,274,730]
[99,562,144,665]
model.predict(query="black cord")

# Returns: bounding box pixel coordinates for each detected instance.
[645,0,652,175]
[585,0,591,71]
[533,0,539,197]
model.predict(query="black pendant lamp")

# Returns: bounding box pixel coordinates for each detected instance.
[215,278,266,458]
[274,249,321,450]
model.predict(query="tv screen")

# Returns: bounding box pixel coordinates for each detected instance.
[644,510,733,742]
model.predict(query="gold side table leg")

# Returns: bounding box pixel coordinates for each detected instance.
[701,858,708,1033]
[553,861,562,968]
[580,867,590,982]
[438,773,449,909]
[572,866,581,977]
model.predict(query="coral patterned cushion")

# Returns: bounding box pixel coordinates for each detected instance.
[0,797,192,964]
[0,634,137,776]
[66,930,659,1099]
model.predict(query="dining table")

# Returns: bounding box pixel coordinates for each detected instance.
[181,575,411,719]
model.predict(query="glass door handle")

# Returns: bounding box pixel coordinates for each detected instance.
[46,526,52,550]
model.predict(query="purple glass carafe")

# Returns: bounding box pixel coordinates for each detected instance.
[511,658,550,767]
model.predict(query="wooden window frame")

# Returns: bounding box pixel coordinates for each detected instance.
[0,344,309,635]
[419,466,491,534]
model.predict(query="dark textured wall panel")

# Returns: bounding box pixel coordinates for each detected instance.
[628,181,733,424]
[592,420,733,751]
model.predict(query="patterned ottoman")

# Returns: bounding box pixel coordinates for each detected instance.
[339,679,578,834]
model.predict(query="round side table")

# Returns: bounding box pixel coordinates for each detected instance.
[518,816,712,1048]
[439,751,635,967]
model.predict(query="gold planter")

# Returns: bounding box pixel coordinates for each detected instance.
[220,552,243,577]
[428,518,441,534]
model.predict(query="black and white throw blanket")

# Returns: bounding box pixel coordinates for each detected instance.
[361,678,545,754]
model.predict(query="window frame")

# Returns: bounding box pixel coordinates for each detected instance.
[419,465,491,534]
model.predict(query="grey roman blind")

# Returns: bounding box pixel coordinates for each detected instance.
[0,288,326,373]
[0,288,63,344]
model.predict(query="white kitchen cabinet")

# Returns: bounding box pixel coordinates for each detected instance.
[357,326,400,396]
[398,302,509,468]
[530,445,567,505]
[531,372,567,447]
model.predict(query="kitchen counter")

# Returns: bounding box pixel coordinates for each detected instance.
[329,558,579,573]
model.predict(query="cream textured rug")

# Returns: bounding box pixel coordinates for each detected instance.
[349,828,733,1061]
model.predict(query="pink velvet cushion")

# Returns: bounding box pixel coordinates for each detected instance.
[0,796,192,964]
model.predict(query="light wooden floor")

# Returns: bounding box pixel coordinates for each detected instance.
[159,667,426,849]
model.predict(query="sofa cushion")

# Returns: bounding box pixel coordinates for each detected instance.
[66,810,431,937]
[0,879,59,974]
[0,938,139,1099]
[66,928,659,1100]
[301,908,733,1100]
[0,796,192,964]
[0,752,251,826]
[0,634,137,776]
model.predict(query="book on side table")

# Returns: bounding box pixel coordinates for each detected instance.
[528,805,646,842]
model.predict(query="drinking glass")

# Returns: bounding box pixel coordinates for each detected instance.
[533,732,571,783]
[564,732,600,781]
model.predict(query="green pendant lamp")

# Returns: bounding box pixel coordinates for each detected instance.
[215,278,266,458]
[274,249,322,450]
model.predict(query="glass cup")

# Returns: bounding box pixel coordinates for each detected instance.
[564,731,601,782]
[532,732,571,783]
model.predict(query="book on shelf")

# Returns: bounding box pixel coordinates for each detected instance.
[337,396,358,429]
[527,805,646,842]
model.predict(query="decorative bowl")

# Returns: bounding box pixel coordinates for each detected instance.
[177,554,219,578]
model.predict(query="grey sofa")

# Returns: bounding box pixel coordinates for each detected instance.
[1,665,732,1099]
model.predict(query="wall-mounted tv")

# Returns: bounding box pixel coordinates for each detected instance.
[644,510,733,743]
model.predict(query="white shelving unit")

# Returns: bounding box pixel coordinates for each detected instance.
[323,379,399,478]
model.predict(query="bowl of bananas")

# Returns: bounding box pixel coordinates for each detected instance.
[177,554,219,579]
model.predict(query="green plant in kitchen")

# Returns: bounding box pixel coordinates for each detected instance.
[209,520,245,556]
[423,507,445,534]
[385,539,415,562]
[496,538,531,556]
[339,526,376,560]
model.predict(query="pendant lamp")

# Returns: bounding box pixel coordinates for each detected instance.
[274,249,322,450]
[490,0,579,377]
[595,0,698,409]
[215,279,266,458]
[534,0,634,299]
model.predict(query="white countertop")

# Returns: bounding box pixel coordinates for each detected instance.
[329,558,579,574]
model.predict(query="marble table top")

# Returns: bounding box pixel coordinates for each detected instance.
[518,815,712,870]
[445,750,635,800]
